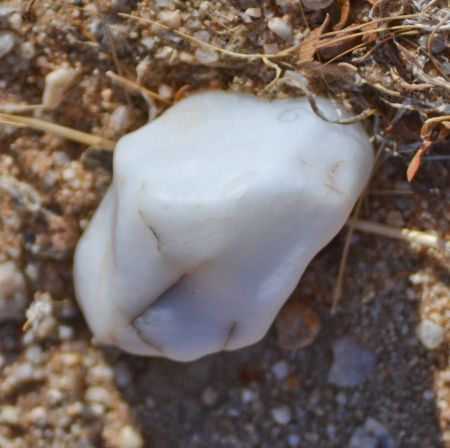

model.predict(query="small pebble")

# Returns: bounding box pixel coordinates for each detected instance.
[416,319,444,349]
[328,337,375,387]
[288,433,300,447]
[0,405,20,425]
[0,31,15,58]
[0,260,27,319]
[271,405,291,425]
[276,302,321,350]
[241,388,257,403]
[42,66,78,109]
[85,386,112,407]
[119,425,144,448]
[195,47,219,64]
[158,10,181,28]
[158,84,173,99]
[109,105,130,133]
[267,17,292,40]
[26,406,47,427]
[245,7,261,18]
[271,360,289,380]
[20,41,35,59]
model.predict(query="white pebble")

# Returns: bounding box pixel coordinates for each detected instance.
[119,425,144,448]
[85,386,112,406]
[271,360,289,380]
[42,66,78,109]
[158,84,173,100]
[245,7,261,18]
[58,324,74,340]
[8,12,22,30]
[195,47,219,64]
[27,406,47,426]
[141,37,155,50]
[158,10,181,28]
[110,105,130,133]
[416,319,444,349]
[25,345,43,364]
[20,41,35,59]
[241,388,257,403]
[0,406,20,425]
[271,405,292,425]
[0,32,15,58]
[268,17,292,40]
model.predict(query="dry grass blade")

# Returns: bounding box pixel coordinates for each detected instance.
[93,0,132,107]
[0,112,115,150]
[106,71,172,105]
[331,144,385,313]
[349,219,450,254]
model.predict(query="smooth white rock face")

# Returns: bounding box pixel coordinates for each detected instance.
[74,91,373,361]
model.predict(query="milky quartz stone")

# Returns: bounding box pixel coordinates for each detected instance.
[74,91,373,361]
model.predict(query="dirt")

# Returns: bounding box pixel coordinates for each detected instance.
[0,0,449,447]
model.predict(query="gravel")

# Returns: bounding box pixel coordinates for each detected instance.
[0,0,448,446]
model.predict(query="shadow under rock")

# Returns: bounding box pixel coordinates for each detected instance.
[103,234,447,448]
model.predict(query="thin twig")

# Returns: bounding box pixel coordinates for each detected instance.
[349,219,450,253]
[0,112,115,150]
[106,71,172,105]
[331,145,385,313]
[93,0,132,107]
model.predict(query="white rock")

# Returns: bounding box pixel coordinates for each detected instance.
[301,0,334,10]
[42,66,78,109]
[268,17,292,40]
[74,91,373,361]
[416,319,444,349]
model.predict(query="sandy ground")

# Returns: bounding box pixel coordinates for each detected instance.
[0,0,449,447]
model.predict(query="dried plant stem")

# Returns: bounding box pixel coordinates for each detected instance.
[0,112,115,150]
[331,195,364,313]
[0,103,43,113]
[349,219,450,253]
[332,146,385,313]
[106,71,172,105]
[93,0,132,107]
